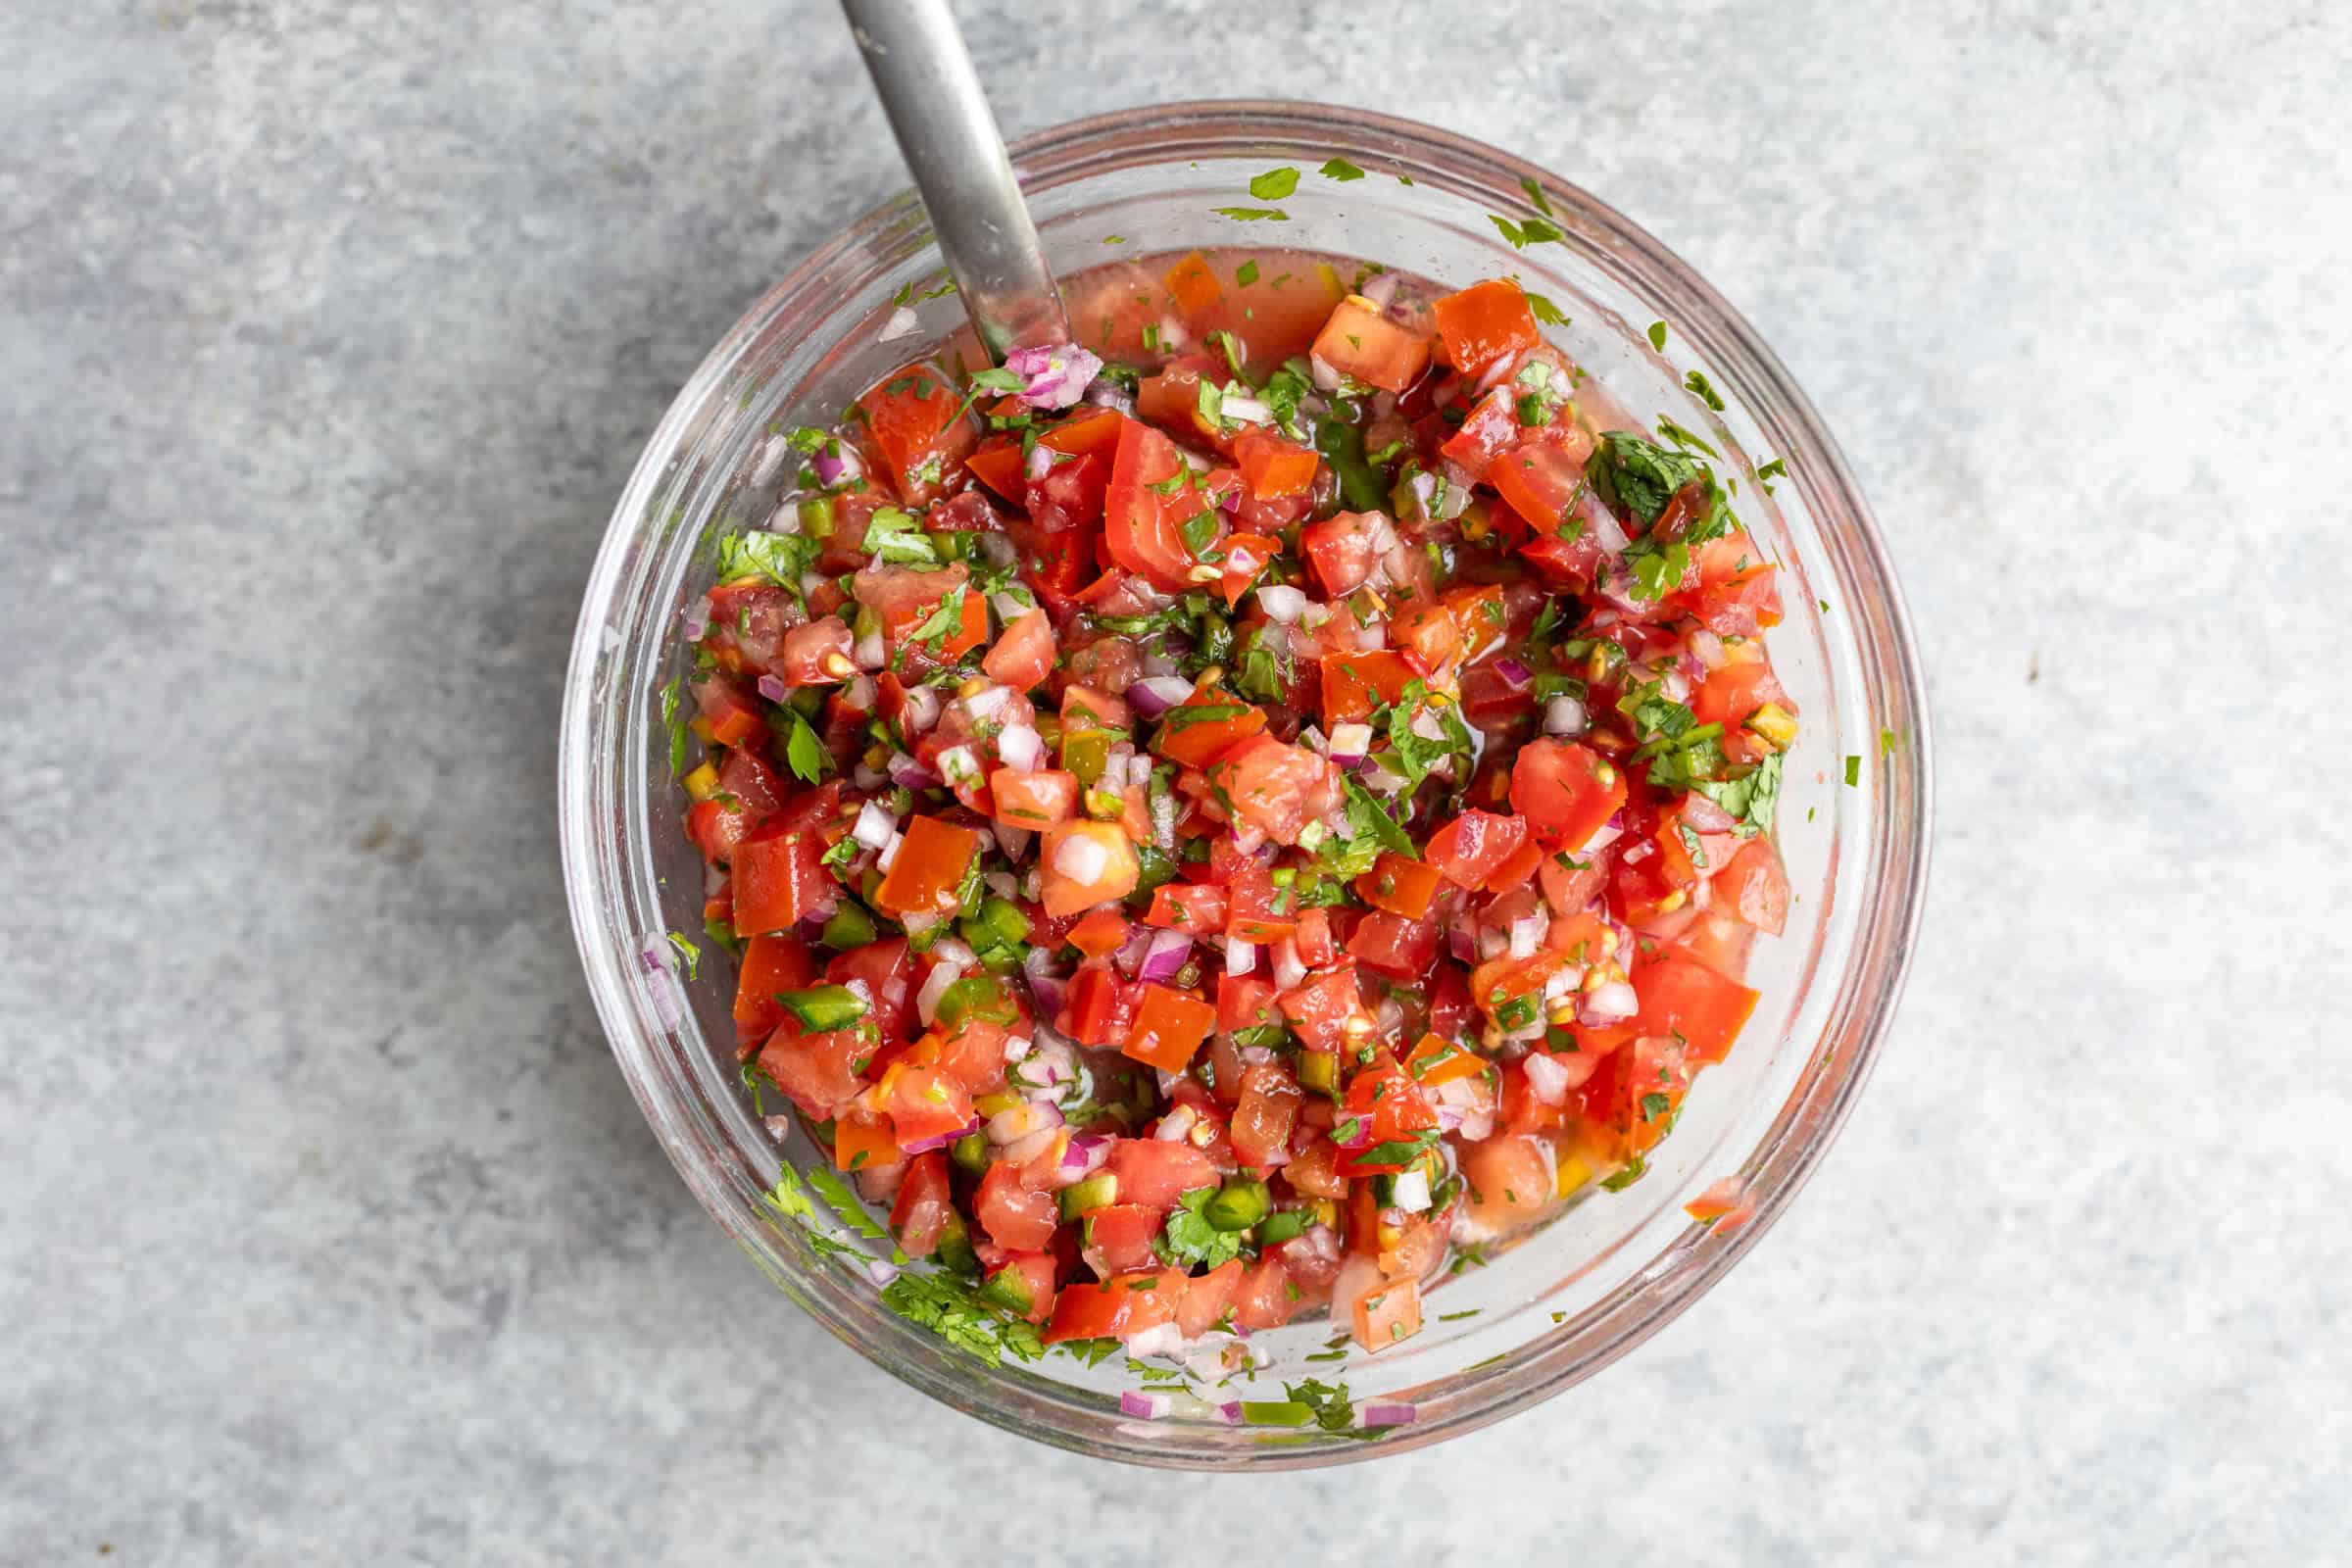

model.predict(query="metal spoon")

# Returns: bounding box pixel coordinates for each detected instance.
[839,0,1069,359]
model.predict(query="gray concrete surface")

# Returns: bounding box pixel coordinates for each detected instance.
[5,1,2349,1562]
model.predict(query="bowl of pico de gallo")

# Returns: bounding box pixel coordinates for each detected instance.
[559,101,1932,1467]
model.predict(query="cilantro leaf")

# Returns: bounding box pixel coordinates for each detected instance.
[1525,291,1570,327]
[1153,1188,1247,1271]
[784,709,828,783]
[1690,753,1783,833]
[881,1270,1045,1369]
[1213,206,1289,222]
[716,528,823,594]
[863,507,941,566]
[1249,167,1300,201]
[808,1166,889,1239]
[1588,431,1702,524]
[1341,775,1416,858]
[664,931,701,980]
[1319,158,1366,182]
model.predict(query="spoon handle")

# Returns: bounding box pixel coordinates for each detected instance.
[839,0,1069,359]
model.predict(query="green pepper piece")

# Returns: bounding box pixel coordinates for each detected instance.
[959,895,1031,955]
[1058,1171,1120,1222]
[937,974,1016,1030]
[820,902,877,951]
[1314,417,1387,513]
[934,1209,981,1274]
[798,495,836,538]
[774,984,868,1032]
[976,1262,1035,1315]
[1255,1208,1309,1247]
[950,1132,991,1176]
[1204,1178,1271,1232]
[1062,728,1110,787]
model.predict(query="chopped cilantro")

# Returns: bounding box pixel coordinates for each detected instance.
[1526,291,1570,327]
[1844,754,1862,786]
[1249,167,1300,201]
[1212,206,1290,222]
[1155,1187,1248,1271]
[784,710,828,783]
[1646,320,1668,351]
[1319,157,1366,182]
[1235,260,1260,287]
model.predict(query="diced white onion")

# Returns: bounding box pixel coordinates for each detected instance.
[997,722,1044,772]
[936,745,980,786]
[1225,937,1257,976]
[877,306,920,342]
[1153,1104,1199,1144]
[852,801,896,850]
[961,685,1011,724]
[916,957,963,1026]
[1255,584,1307,623]
[1389,1169,1433,1212]
[1328,720,1373,758]
[1220,394,1273,425]
[1523,1051,1572,1106]
[1272,938,1306,992]
[1508,915,1544,959]
[853,630,887,670]
[876,830,905,872]
[1583,979,1639,1024]
[1054,832,1108,883]
[1544,695,1590,736]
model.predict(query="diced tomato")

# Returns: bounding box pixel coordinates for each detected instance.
[691,677,767,749]
[1205,734,1333,847]
[733,931,820,1045]
[1432,278,1543,379]
[872,814,981,918]
[1065,907,1131,960]
[1488,439,1589,538]
[1690,659,1792,766]
[1233,427,1318,498]
[1437,386,1522,482]
[989,767,1077,829]
[1511,739,1627,850]
[1082,1204,1163,1275]
[1403,1031,1486,1087]
[856,362,975,507]
[1228,1255,1298,1331]
[1462,1133,1555,1231]
[1389,600,1464,678]
[1346,910,1441,980]
[1058,965,1135,1047]
[756,1020,866,1120]
[1629,956,1761,1064]
[1684,1177,1757,1233]
[1311,296,1432,393]
[1172,1258,1243,1339]
[1162,250,1224,317]
[1124,982,1217,1072]
[1425,809,1528,891]
[1676,530,1784,637]
[1102,416,1213,593]
[1216,530,1280,606]
[985,1252,1060,1324]
[1105,1139,1218,1209]
[1041,1271,1180,1345]
[1230,1061,1303,1169]
[1217,971,1278,1037]
[889,1152,956,1259]
[1037,819,1142,917]
[833,1110,897,1173]
[1317,651,1417,723]
[881,1064,973,1148]
[1146,882,1228,934]
[1300,510,1385,597]
[854,566,986,671]
[732,815,833,934]
[981,608,1055,690]
[1278,962,1363,1054]
[1154,686,1268,768]
[974,1160,1060,1252]
[1577,1033,1693,1157]
[1351,1274,1423,1350]
[1354,852,1441,919]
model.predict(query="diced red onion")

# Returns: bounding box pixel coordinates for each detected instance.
[1493,658,1534,691]
[1324,721,1374,768]
[1448,926,1477,962]
[1544,695,1590,736]
[1059,1131,1112,1178]
[763,1114,795,1143]
[1082,380,1136,415]
[1114,924,1155,978]
[1219,1400,1244,1425]
[885,751,941,791]
[1225,936,1257,976]
[900,1118,982,1156]
[1359,1402,1418,1428]
[1579,818,1624,856]
[865,1257,902,1287]
[1360,271,1402,310]
[1120,1390,1172,1421]
[1255,584,1307,623]
[812,444,862,487]
[1024,441,1055,483]
[1308,353,1342,392]
[1473,350,1519,398]
[916,957,964,1025]
[1128,674,1196,719]
[844,672,877,710]
[682,597,711,642]
[992,820,1033,860]
[1271,939,1306,993]
[1152,1104,1199,1144]
[1004,343,1104,411]
[855,1163,905,1203]
[756,672,792,705]
[1680,793,1740,833]
[1137,930,1194,984]
[1583,979,1639,1024]
[635,933,684,1029]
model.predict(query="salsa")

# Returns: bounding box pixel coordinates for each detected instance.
[665,246,1793,1389]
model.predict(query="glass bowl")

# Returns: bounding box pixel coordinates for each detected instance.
[558,100,1932,1468]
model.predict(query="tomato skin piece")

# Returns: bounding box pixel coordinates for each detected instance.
[1057,965,1136,1048]
[1310,296,1432,393]
[1424,809,1529,891]
[1510,739,1628,850]
[976,1160,1060,1251]
[872,814,982,919]
[1162,250,1224,317]
[1106,1139,1218,1209]
[1123,982,1217,1073]
[832,1110,898,1172]
[1431,278,1543,379]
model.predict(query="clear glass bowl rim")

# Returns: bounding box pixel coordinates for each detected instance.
[559,98,1934,1469]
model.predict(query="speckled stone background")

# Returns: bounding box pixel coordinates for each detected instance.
[6,0,2348,1561]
